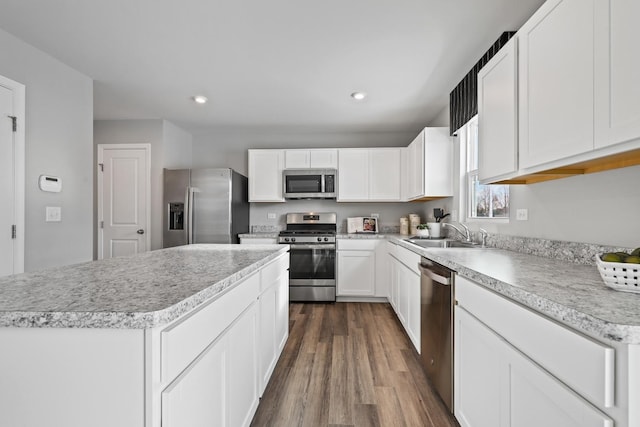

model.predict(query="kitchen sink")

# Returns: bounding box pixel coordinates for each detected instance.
[404,238,480,248]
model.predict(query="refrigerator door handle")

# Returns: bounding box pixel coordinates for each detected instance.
[186,187,201,244]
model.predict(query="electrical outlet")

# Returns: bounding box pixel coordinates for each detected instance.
[267,213,276,220]
[516,208,528,221]
[451,210,458,222]
[370,213,379,218]
[46,206,62,222]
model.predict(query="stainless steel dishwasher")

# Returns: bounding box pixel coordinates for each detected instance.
[419,257,455,413]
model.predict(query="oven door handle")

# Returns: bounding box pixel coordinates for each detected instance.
[288,243,336,250]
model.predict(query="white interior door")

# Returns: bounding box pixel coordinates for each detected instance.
[98,144,150,259]
[0,76,25,277]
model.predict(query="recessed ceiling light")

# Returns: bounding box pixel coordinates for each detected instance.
[193,95,208,104]
[350,92,367,101]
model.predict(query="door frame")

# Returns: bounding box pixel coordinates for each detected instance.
[97,143,151,259]
[1,75,25,274]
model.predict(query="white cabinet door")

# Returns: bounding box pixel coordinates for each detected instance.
[456,282,614,427]
[337,250,375,296]
[518,0,595,169]
[594,0,640,149]
[405,133,423,199]
[227,303,259,427]
[405,128,453,200]
[163,303,259,427]
[284,150,310,168]
[478,36,519,183]
[275,272,289,353]
[310,149,338,168]
[257,259,289,396]
[454,307,502,427]
[504,341,613,427]
[337,149,369,201]
[162,336,227,427]
[248,150,285,202]
[258,283,277,396]
[396,260,420,352]
[284,149,338,169]
[369,148,401,201]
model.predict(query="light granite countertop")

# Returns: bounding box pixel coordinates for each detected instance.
[388,236,640,344]
[0,244,288,329]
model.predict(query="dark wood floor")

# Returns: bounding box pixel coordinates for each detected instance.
[251,302,460,427]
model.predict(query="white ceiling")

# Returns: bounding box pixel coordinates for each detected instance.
[0,0,545,135]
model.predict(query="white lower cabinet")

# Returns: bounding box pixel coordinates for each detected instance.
[157,253,289,427]
[258,255,289,395]
[337,239,387,298]
[455,276,615,427]
[386,242,420,352]
[162,302,258,427]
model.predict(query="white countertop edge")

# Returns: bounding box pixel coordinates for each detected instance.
[0,245,290,330]
[389,236,640,344]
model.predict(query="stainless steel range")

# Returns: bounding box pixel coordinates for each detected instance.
[279,212,336,302]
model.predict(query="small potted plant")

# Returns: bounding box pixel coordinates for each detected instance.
[416,224,430,238]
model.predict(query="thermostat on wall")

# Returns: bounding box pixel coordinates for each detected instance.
[39,175,62,192]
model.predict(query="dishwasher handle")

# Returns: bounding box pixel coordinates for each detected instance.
[418,263,451,286]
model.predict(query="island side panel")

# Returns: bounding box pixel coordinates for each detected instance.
[0,327,145,427]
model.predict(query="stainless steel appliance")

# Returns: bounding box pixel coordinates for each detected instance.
[419,257,455,413]
[163,168,249,247]
[283,169,337,199]
[279,212,336,302]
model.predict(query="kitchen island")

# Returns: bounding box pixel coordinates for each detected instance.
[0,244,290,427]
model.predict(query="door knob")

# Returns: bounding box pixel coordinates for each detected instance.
[137,229,145,235]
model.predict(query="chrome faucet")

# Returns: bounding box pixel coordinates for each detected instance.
[479,228,488,247]
[443,222,472,242]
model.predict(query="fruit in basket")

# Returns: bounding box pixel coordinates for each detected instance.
[601,253,623,262]
[625,256,640,264]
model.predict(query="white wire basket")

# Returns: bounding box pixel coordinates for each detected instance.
[595,255,640,293]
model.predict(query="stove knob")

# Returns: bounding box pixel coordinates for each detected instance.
[317,237,322,242]
[291,237,296,243]
[284,237,290,242]
[324,237,329,242]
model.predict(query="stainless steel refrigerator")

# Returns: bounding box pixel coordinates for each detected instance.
[163,168,249,247]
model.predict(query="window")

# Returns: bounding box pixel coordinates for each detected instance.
[460,116,509,219]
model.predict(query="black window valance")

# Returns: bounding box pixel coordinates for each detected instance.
[449,31,516,136]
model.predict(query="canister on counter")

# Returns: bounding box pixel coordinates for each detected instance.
[400,217,409,235]
[409,214,421,236]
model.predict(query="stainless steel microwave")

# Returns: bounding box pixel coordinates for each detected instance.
[283,169,337,199]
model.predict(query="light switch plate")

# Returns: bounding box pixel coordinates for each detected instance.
[516,208,528,221]
[46,206,62,222]
[267,213,276,220]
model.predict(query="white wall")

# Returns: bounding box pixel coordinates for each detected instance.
[192,128,418,176]
[163,120,193,168]
[94,119,193,253]
[0,28,93,272]
[424,105,640,248]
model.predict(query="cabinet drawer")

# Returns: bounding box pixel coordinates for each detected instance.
[456,276,615,408]
[337,239,378,251]
[391,245,421,275]
[161,273,260,383]
[260,254,289,292]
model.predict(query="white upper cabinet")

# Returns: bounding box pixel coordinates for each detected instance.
[248,149,285,202]
[337,148,402,202]
[404,127,452,200]
[337,149,369,201]
[594,0,640,149]
[284,149,338,169]
[478,37,518,183]
[518,0,595,170]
